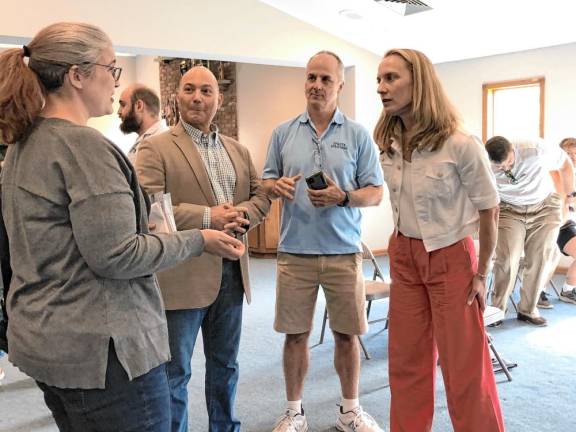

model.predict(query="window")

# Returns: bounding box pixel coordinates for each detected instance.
[482,77,545,142]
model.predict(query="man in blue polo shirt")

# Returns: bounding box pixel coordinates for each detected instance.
[263,51,384,432]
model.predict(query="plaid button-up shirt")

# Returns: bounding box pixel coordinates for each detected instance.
[181,119,237,228]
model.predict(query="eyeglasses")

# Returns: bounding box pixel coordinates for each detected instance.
[82,61,122,82]
[503,169,518,185]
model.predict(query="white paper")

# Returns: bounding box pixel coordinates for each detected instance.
[149,193,177,233]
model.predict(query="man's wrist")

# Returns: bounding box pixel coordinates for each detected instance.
[338,191,350,207]
[202,207,211,229]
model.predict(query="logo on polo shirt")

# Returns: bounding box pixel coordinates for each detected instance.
[331,142,347,150]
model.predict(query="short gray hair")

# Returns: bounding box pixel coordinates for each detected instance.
[308,50,345,83]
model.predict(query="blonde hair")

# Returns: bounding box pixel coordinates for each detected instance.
[373,49,459,156]
[0,22,111,144]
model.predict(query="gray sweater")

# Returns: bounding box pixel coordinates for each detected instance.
[1,118,204,389]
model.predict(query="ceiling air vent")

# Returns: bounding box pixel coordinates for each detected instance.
[374,0,432,16]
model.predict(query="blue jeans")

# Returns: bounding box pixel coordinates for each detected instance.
[37,342,170,432]
[166,260,243,432]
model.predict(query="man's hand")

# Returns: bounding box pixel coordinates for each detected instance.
[271,174,302,200]
[222,206,250,236]
[466,275,487,311]
[210,203,246,231]
[307,175,346,208]
[201,230,245,260]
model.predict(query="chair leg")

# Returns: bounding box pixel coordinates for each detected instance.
[319,307,328,344]
[487,334,513,382]
[366,300,372,319]
[548,279,561,298]
[487,271,494,293]
[509,296,518,313]
[358,336,370,360]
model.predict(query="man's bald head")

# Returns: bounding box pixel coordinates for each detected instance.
[179,66,219,90]
[177,66,223,133]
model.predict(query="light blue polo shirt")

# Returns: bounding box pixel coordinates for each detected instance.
[263,109,383,254]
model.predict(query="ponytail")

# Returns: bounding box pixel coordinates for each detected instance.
[0,48,44,144]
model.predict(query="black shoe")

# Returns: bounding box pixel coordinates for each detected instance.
[487,320,503,328]
[517,312,547,326]
[537,292,554,309]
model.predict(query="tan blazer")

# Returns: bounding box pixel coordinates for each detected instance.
[136,122,271,310]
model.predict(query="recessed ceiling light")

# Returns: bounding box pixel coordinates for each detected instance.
[338,9,363,20]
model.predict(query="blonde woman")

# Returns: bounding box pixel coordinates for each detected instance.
[374,49,505,431]
[0,22,243,431]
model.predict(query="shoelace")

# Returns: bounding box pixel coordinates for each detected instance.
[346,408,378,430]
[275,412,302,431]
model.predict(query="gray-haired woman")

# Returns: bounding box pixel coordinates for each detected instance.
[0,22,244,431]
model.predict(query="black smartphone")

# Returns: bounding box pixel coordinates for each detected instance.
[305,171,328,190]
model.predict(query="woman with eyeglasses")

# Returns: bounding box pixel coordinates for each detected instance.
[374,49,504,431]
[0,22,244,431]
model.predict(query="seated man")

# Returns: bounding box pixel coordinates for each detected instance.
[486,136,574,326]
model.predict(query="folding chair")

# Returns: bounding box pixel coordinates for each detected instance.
[483,306,516,381]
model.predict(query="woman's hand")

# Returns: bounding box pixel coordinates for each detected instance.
[201,230,245,260]
[467,274,487,311]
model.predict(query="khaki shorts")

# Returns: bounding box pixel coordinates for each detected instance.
[274,252,367,335]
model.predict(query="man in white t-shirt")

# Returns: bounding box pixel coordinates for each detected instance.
[486,136,575,326]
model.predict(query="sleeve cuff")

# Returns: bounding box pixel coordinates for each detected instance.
[202,207,211,229]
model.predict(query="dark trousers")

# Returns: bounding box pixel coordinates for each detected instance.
[166,260,244,432]
[37,342,170,432]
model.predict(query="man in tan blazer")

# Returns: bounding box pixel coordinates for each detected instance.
[136,66,270,432]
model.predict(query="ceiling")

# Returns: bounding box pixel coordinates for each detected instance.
[260,0,576,63]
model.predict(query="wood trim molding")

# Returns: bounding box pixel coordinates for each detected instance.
[482,76,545,142]
[555,265,568,275]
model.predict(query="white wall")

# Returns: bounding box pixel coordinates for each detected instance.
[436,42,576,144]
[236,63,304,173]
[135,56,161,97]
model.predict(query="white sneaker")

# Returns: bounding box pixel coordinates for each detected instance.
[272,408,308,432]
[0,367,5,383]
[336,406,384,432]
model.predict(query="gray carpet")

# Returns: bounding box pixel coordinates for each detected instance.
[1,257,575,432]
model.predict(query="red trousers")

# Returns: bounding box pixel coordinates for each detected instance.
[388,234,504,432]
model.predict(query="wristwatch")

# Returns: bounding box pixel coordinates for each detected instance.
[338,191,350,207]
